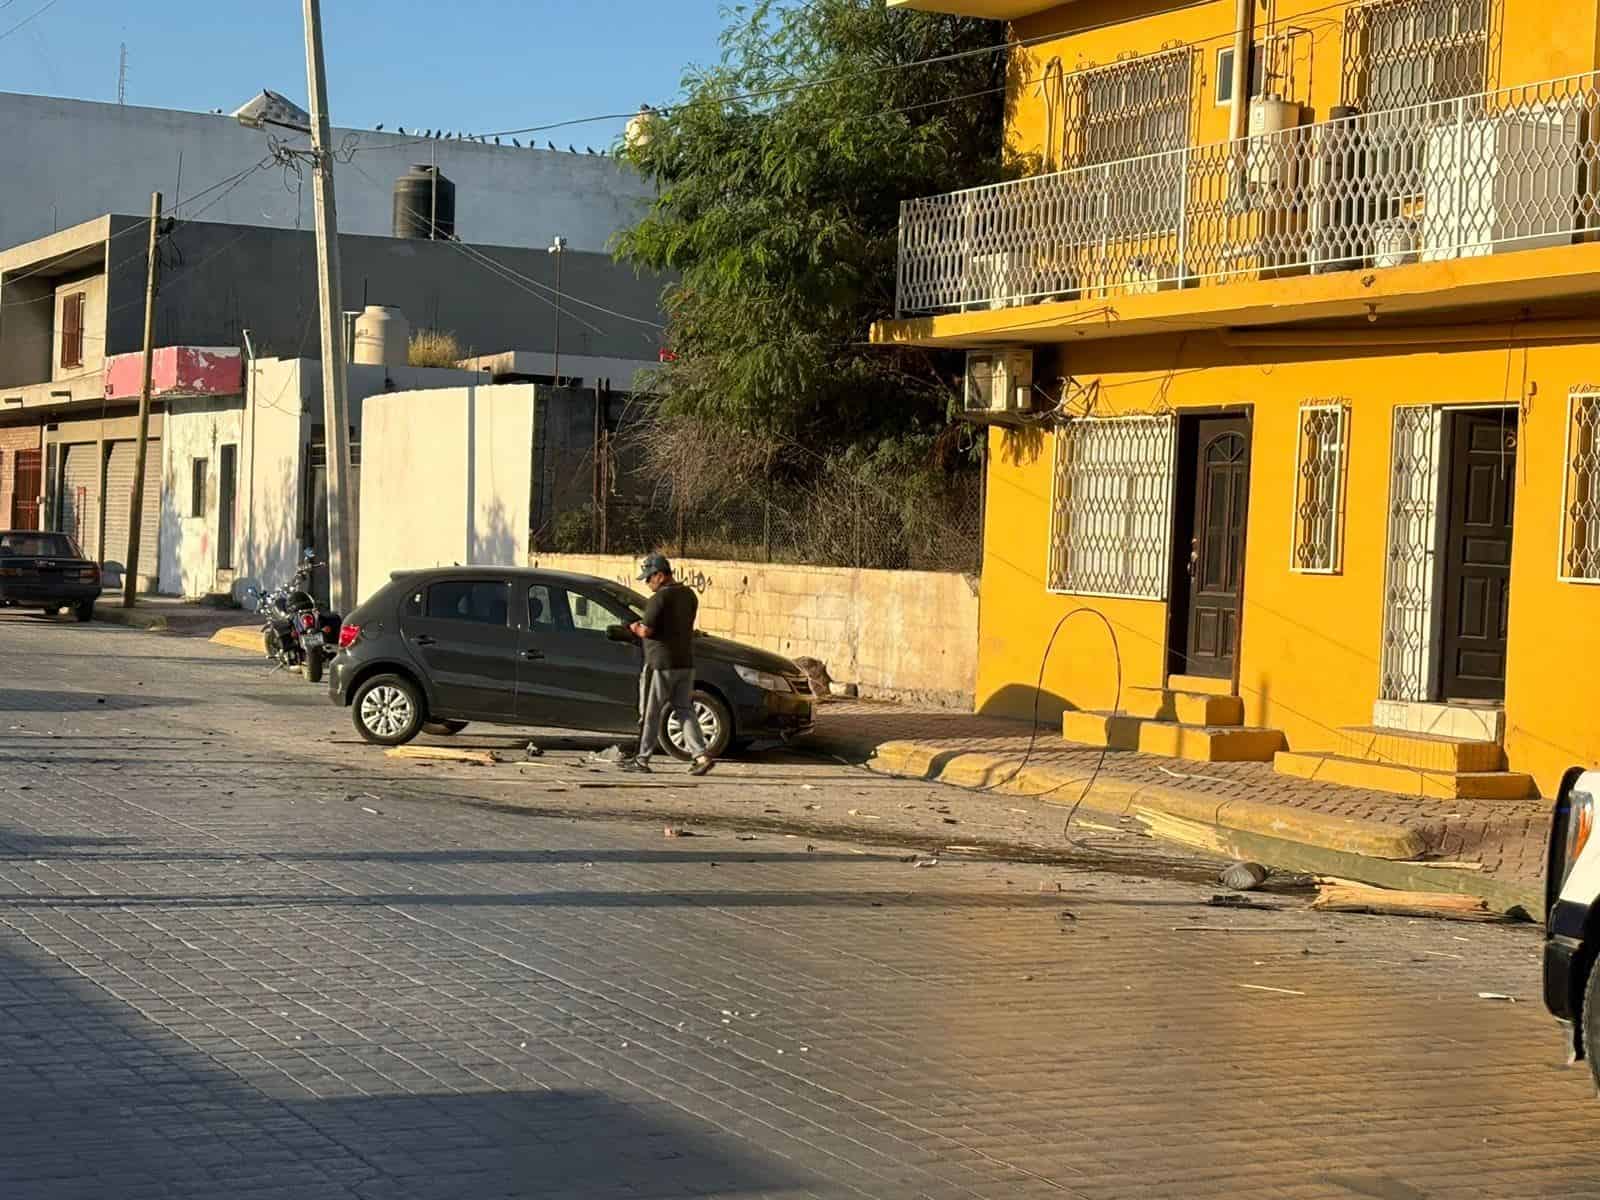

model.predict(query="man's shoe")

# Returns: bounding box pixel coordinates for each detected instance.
[689,755,715,777]
[618,757,653,773]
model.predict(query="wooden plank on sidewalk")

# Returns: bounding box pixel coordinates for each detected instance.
[385,746,498,766]
[1311,881,1500,922]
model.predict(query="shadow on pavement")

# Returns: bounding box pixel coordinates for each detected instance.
[0,689,200,713]
[0,937,810,1199]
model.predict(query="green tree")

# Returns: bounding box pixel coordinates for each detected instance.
[616,0,1011,449]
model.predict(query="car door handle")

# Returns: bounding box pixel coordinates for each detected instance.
[520,649,545,661]
[411,634,437,646]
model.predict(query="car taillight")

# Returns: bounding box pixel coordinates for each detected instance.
[78,566,99,583]
[300,612,316,630]
[338,623,361,649]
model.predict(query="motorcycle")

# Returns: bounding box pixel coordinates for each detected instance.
[247,550,343,684]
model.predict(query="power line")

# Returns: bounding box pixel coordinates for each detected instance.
[0,0,63,43]
[355,0,1353,157]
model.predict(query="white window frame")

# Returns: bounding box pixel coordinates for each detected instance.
[1047,415,1177,601]
[1560,387,1600,585]
[1289,402,1351,575]
[1214,44,1266,106]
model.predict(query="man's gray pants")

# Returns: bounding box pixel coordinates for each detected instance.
[638,666,707,762]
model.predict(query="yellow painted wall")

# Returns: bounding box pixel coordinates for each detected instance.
[978,332,1600,797]
[1004,0,1600,168]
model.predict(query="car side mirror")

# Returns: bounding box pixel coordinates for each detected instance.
[607,624,638,644]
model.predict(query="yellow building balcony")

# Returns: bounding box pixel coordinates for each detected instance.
[877,71,1600,346]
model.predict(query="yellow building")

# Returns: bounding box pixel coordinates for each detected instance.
[876,0,1600,800]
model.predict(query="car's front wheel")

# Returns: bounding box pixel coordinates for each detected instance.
[660,690,732,762]
[1583,953,1600,1093]
[352,674,424,746]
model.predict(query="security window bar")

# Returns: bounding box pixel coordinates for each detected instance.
[1342,0,1490,111]
[1561,390,1600,584]
[1380,405,1442,702]
[1291,404,1350,573]
[1065,49,1196,167]
[1048,416,1176,600]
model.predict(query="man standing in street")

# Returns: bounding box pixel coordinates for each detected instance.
[623,553,714,776]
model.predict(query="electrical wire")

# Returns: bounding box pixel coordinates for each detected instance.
[0,0,62,43]
[355,0,1359,155]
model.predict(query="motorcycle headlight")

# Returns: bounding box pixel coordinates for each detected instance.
[735,664,792,692]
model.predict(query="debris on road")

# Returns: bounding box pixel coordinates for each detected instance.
[1477,992,1518,1002]
[525,743,545,759]
[665,826,698,838]
[1238,984,1306,997]
[584,745,630,766]
[1311,881,1501,923]
[913,857,939,868]
[1220,861,1270,891]
[386,746,498,766]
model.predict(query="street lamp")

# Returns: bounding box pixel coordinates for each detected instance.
[231,10,357,617]
[548,235,567,387]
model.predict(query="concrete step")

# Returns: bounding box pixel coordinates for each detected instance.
[1333,726,1506,773]
[1124,686,1245,727]
[1372,699,1505,743]
[1165,673,1235,698]
[1062,710,1285,763]
[1274,750,1537,801]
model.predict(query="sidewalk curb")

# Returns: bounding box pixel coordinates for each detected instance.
[866,740,1427,861]
[860,739,1540,914]
[210,626,265,653]
[92,605,169,632]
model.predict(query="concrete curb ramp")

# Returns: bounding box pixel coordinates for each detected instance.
[209,626,265,653]
[91,605,169,632]
[868,739,1425,860]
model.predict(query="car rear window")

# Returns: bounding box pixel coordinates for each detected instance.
[0,533,81,558]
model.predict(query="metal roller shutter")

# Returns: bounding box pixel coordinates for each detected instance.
[59,442,100,561]
[102,439,161,583]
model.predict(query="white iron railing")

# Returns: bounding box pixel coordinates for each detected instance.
[895,71,1600,318]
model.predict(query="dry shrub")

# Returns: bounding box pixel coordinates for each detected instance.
[408,329,463,368]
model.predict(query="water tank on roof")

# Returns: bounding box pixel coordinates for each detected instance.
[353,305,410,368]
[392,165,456,240]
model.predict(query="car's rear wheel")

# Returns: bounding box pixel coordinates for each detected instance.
[352,674,424,746]
[660,690,732,762]
[74,600,94,623]
[422,720,469,736]
[41,606,59,617]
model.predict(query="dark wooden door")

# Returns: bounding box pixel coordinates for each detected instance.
[1439,410,1516,701]
[1180,416,1251,680]
[11,449,41,530]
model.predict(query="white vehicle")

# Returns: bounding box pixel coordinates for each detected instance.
[1544,768,1600,1082]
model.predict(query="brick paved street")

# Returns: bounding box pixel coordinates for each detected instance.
[3,614,1600,1199]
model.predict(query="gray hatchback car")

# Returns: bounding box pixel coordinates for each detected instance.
[327,567,816,757]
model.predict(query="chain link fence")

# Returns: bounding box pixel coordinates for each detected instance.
[538,466,984,574]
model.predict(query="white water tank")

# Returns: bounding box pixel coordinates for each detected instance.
[1247,96,1303,189]
[353,305,410,367]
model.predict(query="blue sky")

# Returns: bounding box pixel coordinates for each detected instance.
[0,1,733,145]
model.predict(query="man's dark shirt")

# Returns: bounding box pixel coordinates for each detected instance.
[642,582,697,670]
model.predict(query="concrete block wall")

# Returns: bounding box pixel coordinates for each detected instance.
[533,553,979,709]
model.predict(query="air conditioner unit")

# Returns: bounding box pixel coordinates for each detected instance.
[969,251,1028,311]
[1421,107,1585,261]
[963,350,1035,423]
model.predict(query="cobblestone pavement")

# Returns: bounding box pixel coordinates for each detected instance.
[814,703,1554,886]
[3,614,1599,1199]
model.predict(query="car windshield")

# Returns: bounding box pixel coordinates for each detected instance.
[0,532,81,558]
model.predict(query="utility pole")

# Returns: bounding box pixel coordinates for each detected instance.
[302,0,356,612]
[122,191,162,608]
[548,235,567,386]
[117,43,128,105]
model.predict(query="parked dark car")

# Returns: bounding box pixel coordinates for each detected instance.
[0,531,101,621]
[328,567,816,755]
